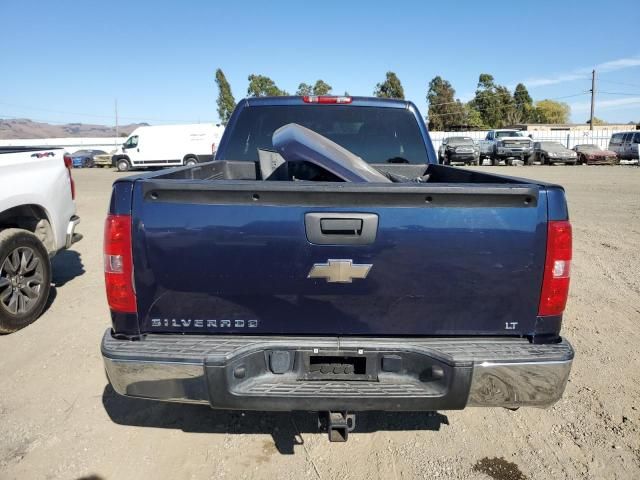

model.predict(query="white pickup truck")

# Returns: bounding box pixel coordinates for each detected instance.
[0,147,81,333]
[478,129,534,165]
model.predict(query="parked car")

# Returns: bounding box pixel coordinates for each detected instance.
[572,144,618,165]
[101,95,573,442]
[0,147,81,333]
[438,136,479,165]
[111,123,225,172]
[70,149,106,168]
[93,150,118,168]
[533,141,577,165]
[608,131,640,161]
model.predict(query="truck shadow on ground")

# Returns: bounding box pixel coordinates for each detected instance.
[51,249,85,287]
[101,385,449,454]
[40,250,85,316]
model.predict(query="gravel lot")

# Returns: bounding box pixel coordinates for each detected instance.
[1,166,639,480]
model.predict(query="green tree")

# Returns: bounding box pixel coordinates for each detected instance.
[471,74,530,127]
[313,79,332,95]
[496,85,517,125]
[471,74,502,128]
[297,80,333,96]
[513,83,533,123]
[296,83,313,95]
[247,74,288,97]
[462,103,485,129]
[215,69,236,124]
[533,99,570,123]
[374,72,405,99]
[587,116,605,126]
[426,76,464,130]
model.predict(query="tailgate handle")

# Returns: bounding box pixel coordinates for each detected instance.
[320,218,363,236]
[305,213,378,245]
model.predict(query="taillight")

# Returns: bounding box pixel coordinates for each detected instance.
[104,214,136,313]
[538,220,572,316]
[63,154,76,200]
[302,95,352,104]
[212,142,216,155]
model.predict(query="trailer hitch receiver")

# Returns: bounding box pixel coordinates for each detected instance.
[319,411,356,442]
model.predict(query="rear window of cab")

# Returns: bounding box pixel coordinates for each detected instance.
[222,105,429,164]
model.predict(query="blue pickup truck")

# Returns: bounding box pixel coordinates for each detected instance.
[101,96,573,441]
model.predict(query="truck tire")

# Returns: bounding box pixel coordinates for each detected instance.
[184,156,198,166]
[116,158,130,172]
[0,229,52,334]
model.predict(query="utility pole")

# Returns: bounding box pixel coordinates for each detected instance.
[589,70,596,131]
[115,99,119,144]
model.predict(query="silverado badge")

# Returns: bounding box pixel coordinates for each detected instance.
[307,259,372,283]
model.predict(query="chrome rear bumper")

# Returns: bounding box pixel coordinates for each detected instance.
[65,215,82,249]
[102,330,573,410]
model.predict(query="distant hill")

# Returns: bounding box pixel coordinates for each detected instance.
[0,118,148,139]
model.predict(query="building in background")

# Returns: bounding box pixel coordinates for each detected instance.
[509,123,638,132]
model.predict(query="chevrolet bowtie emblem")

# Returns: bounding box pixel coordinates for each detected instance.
[307,259,372,283]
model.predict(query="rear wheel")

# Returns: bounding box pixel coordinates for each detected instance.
[184,156,198,167]
[0,229,51,334]
[116,158,130,172]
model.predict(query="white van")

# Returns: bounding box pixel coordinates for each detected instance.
[112,124,224,171]
[608,131,640,161]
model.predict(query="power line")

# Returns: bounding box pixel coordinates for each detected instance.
[428,92,590,117]
[549,91,591,100]
[426,99,462,108]
[0,114,78,125]
[590,70,596,131]
[599,79,640,89]
[599,91,640,96]
[0,100,197,124]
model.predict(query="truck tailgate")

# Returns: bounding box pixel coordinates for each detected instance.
[131,181,547,336]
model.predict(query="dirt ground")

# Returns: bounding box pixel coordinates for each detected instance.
[1,165,639,480]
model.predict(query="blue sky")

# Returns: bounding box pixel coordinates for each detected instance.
[1,0,639,126]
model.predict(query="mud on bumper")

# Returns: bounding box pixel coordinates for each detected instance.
[101,330,573,411]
